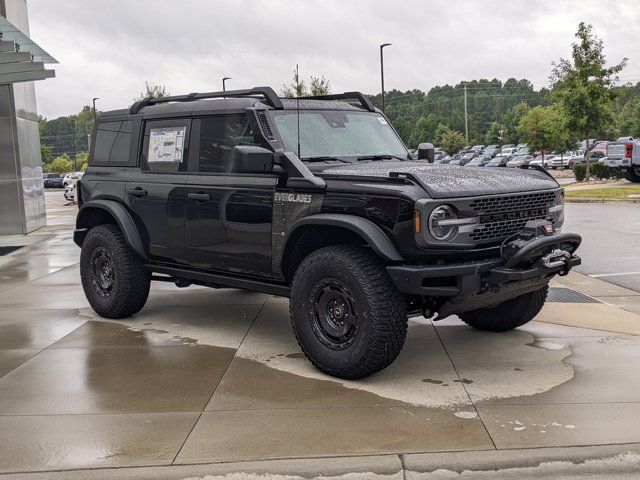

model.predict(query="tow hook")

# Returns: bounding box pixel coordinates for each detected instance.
[541,249,572,276]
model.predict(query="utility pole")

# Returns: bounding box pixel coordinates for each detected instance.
[71,117,77,170]
[380,43,391,113]
[463,84,469,143]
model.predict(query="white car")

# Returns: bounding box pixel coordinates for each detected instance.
[64,181,76,202]
[530,155,553,168]
[62,171,84,187]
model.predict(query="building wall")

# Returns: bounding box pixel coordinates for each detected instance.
[0,0,46,234]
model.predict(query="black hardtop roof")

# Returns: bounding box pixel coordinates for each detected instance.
[98,87,377,119]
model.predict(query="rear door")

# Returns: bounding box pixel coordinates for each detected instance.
[125,118,191,263]
[184,113,276,277]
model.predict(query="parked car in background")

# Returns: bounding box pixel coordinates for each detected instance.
[501,147,518,156]
[63,171,84,187]
[516,143,528,150]
[607,140,640,182]
[466,155,492,167]
[471,145,485,153]
[549,153,572,169]
[506,155,533,168]
[617,136,634,142]
[590,141,609,156]
[502,144,515,149]
[43,173,63,188]
[486,155,511,167]
[516,147,530,155]
[484,148,500,158]
[486,144,498,150]
[567,151,586,168]
[64,181,76,202]
[530,155,553,168]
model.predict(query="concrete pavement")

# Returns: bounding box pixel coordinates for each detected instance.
[1,192,640,478]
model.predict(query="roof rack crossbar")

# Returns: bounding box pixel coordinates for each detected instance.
[129,86,283,114]
[300,91,376,112]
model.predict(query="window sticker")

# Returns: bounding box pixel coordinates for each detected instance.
[148,127,186,163]
[377,117,388,125]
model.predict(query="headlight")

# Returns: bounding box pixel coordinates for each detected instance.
[428,205,459,241]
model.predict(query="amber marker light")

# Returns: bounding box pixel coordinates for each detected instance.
[414,210,422,234]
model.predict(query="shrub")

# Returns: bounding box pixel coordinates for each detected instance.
[590,162,611,180]
[573,163,586,181]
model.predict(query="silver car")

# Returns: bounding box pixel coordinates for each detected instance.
[506,155,533,168]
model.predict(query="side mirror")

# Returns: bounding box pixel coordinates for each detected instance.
[417,142,435,163]
[229,146,274,174]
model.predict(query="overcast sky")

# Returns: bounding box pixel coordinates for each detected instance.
[28,0,640,118]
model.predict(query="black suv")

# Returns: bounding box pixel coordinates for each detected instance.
[74,87,581,379]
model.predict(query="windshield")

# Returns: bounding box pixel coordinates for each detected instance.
[271,110,407,160]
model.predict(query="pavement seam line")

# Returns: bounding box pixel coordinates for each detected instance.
[169,292,272,466]
[398,453,407,480]
[432,323,498,450]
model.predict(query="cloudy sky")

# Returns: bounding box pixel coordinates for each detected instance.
[28,0,640,118]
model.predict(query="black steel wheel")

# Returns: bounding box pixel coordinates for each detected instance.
[80,224,150,318]
[290,245,407,380]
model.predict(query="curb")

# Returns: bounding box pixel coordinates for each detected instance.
[6,444,640,479]
[565,198,640,204]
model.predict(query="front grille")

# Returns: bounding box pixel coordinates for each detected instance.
[469,191,557,243]
[469,191,556,214]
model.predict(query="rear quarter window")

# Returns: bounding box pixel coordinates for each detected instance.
[90,120,133,165]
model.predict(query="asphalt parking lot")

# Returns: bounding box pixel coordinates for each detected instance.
[1,192,640,479]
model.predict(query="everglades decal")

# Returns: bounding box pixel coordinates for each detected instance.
[274,192,313,203]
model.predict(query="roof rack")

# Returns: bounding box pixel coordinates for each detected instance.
[129,86,283,114]
[300,91,376,112]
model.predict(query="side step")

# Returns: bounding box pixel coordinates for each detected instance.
[146,264,291,297]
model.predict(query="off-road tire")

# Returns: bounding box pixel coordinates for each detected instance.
[625,169,640,183]
[80,224,150,318]
[289,245,407,379]
[459,285,548,332]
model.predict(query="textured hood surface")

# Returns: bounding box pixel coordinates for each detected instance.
[320,162,559,198]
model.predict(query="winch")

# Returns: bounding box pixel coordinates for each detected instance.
[501,219,576,275]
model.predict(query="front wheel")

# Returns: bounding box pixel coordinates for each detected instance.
[80,224,150,318]
[459,285,548,332]
[625,169,640,183]
[289,245,408,379]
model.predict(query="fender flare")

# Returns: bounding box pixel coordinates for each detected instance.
[74,199,147,259]
[285,214,404,262]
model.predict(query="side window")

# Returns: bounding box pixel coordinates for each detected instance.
[141,119,190,173]
[90,120,132,165]
[91,121,120,164]
[198,114,260,173]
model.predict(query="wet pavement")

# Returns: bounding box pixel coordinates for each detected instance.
[1,192,640,478]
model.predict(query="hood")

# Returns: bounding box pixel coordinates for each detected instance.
[319,162,559,199]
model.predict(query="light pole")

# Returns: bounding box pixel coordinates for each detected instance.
[222,77,231,92]
[379,43,391,113]
[92,97,99,122]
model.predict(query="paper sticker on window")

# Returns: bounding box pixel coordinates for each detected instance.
[148,127,186,163]
[377,117,388,125]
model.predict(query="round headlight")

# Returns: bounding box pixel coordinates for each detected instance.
[428,205,458,241]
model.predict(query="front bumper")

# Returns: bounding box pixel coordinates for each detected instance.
[387,232,581,318]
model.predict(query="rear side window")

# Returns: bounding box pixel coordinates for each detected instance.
[91,120,132,165]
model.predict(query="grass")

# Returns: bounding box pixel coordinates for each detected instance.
[565,184,640,199]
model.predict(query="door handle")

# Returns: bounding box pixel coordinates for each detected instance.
[127,187,148,197]
[187,192,210,202]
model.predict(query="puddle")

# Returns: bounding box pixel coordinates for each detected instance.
[100,313,576,408]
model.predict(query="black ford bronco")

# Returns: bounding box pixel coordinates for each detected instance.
[74,87,581,379]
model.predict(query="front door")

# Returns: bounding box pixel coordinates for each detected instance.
[184,114,276,277]
[126,118,191,263]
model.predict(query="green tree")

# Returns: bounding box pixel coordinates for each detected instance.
[500,102,530,145]
[281,68,331,98]
[517,105,576,161]
[49,155,73,173]
[310,76,331,96]
[619,96,640,138]
[40,143,52,163]
[135,82,169,101]
[440,129,467,155]
[551,22,627,179]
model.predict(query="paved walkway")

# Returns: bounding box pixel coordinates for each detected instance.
[1,192,640,478]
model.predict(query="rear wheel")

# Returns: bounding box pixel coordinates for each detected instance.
[289,245,407,379]
[80,224,150,318]
[459,285,548,332]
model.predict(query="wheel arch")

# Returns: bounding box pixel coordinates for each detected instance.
[74,200,147,259]
[280,214,403,281]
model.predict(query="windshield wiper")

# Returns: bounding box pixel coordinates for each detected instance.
[302,156,350,163]
[357,154,407,161]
